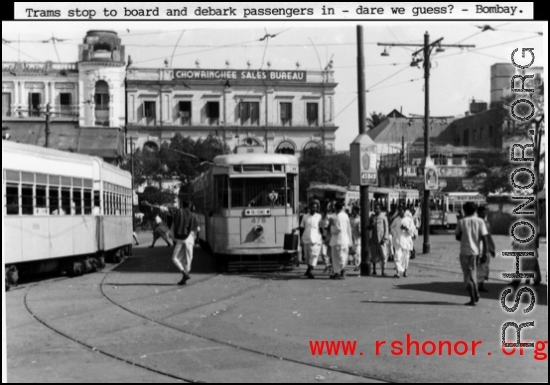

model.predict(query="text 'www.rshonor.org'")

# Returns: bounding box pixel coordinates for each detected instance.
[309,336,548,360]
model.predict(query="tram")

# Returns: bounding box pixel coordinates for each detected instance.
[191,153,299,271]
[3,141,133,290]
[306,184,419,212]
[423,191,486,229]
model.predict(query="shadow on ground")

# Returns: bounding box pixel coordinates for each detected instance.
[393,281,547,306]
[113,245,216,274]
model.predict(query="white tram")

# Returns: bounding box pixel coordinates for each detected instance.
[191,153,299,271]
[2,141,133,290]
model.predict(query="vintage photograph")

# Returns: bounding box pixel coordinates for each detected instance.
[2,18,547,382]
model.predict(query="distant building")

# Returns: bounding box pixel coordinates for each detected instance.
[3,30,339,160]
[126,66,338,157]
[2,30,126,162]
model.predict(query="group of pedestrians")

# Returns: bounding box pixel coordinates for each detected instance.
[298,200,418,280]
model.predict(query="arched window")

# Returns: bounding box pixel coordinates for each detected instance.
[94,80,109,126]
[242,137,262,147]
[275,141,296,155]
[143,141,159,152]
[303,141,321,152]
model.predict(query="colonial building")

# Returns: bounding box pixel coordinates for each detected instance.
[2,30,338,159]
[125,66,338,156]
[2,30,126,162]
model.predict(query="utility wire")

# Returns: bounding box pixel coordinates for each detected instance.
[170,30,186,68]
[133,38,261,65]
[2,41,41,61]
[367,65,410,90]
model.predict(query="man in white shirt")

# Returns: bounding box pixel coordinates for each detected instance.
[390,204,416,278]
[455,201,489,306]
[299,200,323,279]
[329,201,353,280]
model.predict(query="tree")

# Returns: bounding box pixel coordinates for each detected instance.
[122,134,231,192]
[366,112,386,131]
[298,147,351,201]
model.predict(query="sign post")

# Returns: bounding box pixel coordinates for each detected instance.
[350,130,378,276]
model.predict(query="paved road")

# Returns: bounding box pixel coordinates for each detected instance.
[5,232,548,382]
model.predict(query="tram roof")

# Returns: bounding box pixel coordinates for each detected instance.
[213,153,299,166]
[2,140,96,164]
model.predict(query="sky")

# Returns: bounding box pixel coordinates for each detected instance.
[2,20,547,150]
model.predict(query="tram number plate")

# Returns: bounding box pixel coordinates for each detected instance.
[244,208,271,216]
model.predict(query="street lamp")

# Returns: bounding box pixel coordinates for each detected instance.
[378,32,474,253]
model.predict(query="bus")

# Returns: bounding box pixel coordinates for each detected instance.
[424,191,486,229]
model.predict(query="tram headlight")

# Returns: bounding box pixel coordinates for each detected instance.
[253,225,264,236]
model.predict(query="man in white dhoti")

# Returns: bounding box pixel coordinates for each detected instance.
[329,201,353,280]
[390,204,416,278]
[299,200,323,279]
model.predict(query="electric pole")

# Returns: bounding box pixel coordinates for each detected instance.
[378,32,474,254]
[357,25,371,276]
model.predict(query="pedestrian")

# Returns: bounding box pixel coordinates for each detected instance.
[350,206,362,272]
[149,210,173,248]
[369,203,389,276]
[476,205,495,292]
[145,200,200,285]
[299,200,323,279]
[329,201,353,280]
[320,201,334,274]
[390,204,416,278]
[132,214,140,246]
[455,201,489,306]
[298,204,308,264]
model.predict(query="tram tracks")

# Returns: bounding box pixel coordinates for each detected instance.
[21,254,505,383]
[98,271,392,383]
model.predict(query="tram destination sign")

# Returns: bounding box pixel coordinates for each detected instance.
[174,69,307,82]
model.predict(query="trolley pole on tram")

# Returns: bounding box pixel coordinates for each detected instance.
[357,25,371,276]
[44,103,51,148]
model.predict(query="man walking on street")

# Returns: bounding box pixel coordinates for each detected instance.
[455,201,489,306]
[299,200,323,279]
[145,200,199,285]
[329,201,353,280]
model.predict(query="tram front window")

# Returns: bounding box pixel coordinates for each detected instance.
[230,178,293,208]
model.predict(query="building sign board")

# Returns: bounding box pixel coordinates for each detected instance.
[174,69,307,82]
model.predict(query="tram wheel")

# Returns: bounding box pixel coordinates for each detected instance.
[97,255,106,270]
[112,249,123,264]
[68,261,83,277]
[5,266,19,291]
[88,257,98,273]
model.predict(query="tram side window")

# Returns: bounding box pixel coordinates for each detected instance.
[287,176,296,213]
[21,185,33,215]
[49,187,60,214]
[84,189,92,215]
[103,192,109,215]
[116,194,121,215]
[61,188,71,215]
[73,189,82,215]
[93,191,100,213]
[214,175,229,212]
[6,184,19,215]
[36,185,47,210]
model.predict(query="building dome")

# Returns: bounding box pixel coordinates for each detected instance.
[79,30,124,64]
